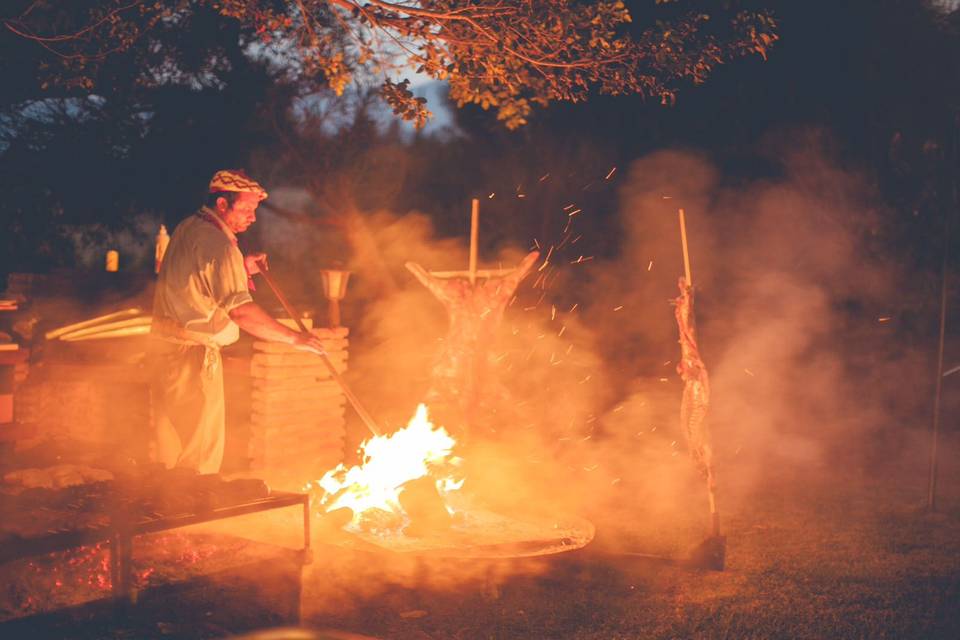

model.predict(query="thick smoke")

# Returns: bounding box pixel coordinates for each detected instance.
[329,134,935,558]
[575,138,934,551]
[198,132,941,606]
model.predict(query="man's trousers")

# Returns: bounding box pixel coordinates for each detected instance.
[149,339,224,474]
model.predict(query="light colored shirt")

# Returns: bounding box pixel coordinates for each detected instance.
[152,207,252,346]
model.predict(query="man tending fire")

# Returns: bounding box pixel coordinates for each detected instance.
[150,169,326,474]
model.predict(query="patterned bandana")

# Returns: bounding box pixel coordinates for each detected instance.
[208,169,268,200]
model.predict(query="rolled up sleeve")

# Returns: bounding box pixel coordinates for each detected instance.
[204,244,253,313]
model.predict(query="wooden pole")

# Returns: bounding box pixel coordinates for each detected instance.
[928,255,947,512]
[708,475,720,537]
[928,187,955,512]
[59,316,152,341]
[679,208,693,287]
[469,198,479,285]
[45,308,142,340]
[329,300,341,328]
[678,208,719,538]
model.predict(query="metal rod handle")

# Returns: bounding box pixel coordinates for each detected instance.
[256,262,382,437]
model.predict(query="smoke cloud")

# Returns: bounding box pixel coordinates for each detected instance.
[186,129,942,607]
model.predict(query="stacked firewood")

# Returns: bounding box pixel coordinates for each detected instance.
[247,327,349,474]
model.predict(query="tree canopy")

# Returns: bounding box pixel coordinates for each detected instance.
[3,0,778,128]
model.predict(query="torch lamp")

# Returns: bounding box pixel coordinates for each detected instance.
[320,269,351,327]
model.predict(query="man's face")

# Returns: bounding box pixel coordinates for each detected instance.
[217,192,261,234]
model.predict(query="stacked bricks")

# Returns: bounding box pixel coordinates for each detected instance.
[15,362,149,449]
[247,327,348,474]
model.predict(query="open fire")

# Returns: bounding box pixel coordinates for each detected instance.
[308,404,594,558]
[312,404,465,533]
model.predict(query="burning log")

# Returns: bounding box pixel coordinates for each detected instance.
[315,404,460,531]
[317,506,354,533]
[399,476,453,537]
[311,403,594,558]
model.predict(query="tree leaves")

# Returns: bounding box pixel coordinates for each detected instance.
[380,77,432,129]
[6,1,779,128]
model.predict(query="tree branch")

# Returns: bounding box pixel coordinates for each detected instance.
[3,1,143,43]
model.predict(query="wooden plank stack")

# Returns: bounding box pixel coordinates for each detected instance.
[247,327,349,475]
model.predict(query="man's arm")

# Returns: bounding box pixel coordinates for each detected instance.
[228,301,325,352]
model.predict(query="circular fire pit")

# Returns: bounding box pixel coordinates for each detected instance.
[334,508,594,559]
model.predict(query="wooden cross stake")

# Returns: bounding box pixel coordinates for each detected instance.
[469,198,479,285]
[426,198,515,281]
[679,208,693,288]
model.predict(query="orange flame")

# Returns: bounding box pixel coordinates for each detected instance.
[314,404,463,530]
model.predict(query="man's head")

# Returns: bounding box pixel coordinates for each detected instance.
[206,169,268,235]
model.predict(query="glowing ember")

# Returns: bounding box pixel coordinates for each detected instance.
[314,404,464,531]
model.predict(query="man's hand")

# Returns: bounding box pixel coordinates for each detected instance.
[244,252,268,276]
[292,332,327,356]
[230,301,316,348]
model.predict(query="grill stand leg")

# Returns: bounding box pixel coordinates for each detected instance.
[110,533,137,606]
[301,495,313,565]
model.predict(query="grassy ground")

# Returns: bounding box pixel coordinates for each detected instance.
[3,445,958,639]
[297,456,960,640]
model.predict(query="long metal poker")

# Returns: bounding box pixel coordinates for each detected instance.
[256,261,382,437]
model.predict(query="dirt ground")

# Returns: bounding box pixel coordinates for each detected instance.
[2,439,959,640]
[294,453,960,640]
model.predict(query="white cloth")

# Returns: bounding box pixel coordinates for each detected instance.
[152,207,252,347]
[149,341,225,474]
[150,207,252,473]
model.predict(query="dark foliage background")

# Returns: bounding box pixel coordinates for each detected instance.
[1,0,959,382]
